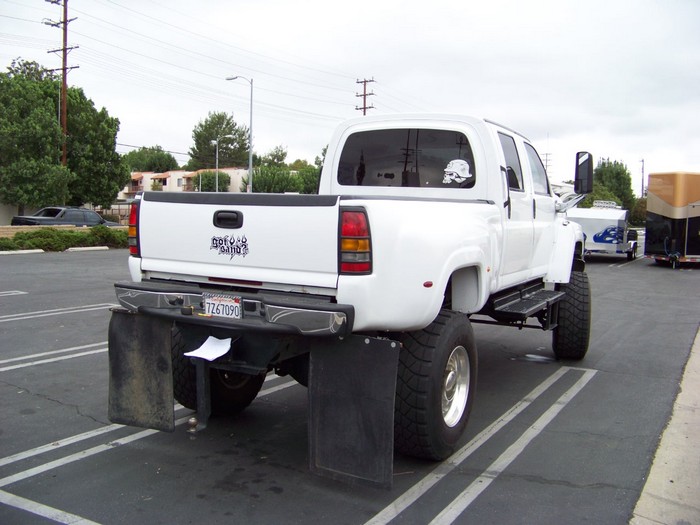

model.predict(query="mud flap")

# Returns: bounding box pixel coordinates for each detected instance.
[108,308,175,432]
[308,335,400,489]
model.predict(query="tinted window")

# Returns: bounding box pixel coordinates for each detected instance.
[525,143,550,195]
[85,211,102,225]
[498,132,523,191]
[64,210,84,222]
[338,128,476,189]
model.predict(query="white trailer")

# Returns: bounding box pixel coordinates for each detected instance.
[567,201,638,261]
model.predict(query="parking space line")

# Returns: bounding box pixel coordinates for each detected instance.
[0,489,99,525]
[365,366,590,525]
[0,291,28,297]
[0,342,107,365]
[0,380,296,521]
[0,424,124,468]
[0,304,116,323]
[0,349,107,372]
[429,369,597,524]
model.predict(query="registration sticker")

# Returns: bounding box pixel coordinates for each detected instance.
[203,293,242,319]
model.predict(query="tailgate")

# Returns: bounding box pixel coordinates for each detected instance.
[137,192,341,289]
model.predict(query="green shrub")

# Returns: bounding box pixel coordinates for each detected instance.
[0,237,19,251]
[91,225,128,247]
[3,226,128,251]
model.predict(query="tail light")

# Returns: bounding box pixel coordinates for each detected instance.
[128,199,140,257]
[339,208,372,274]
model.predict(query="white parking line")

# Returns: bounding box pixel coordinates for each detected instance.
[0,380,297,522]
[429,369,596,524]
[0,349,107,372]
[0,304,116,323]
[0,291,28,297]
[0,490,99,525]
[0,342,107,366]
[365,366,596,525]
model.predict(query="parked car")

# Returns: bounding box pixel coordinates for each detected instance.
[11,207,120,227]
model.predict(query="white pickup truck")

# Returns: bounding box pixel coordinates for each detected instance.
[108,114,593,487]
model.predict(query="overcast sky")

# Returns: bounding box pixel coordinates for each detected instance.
[2,0,699,194]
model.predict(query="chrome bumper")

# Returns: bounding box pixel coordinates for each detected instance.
[114,281,352,337]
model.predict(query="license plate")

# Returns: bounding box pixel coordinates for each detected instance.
[203,293,242,319]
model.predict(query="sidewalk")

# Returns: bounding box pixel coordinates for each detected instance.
[630,328,700,524]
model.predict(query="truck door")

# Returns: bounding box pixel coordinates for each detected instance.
[498,132,534,281]
[525,142,556,275]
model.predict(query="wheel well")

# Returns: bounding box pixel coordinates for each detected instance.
[443,266,480,313]
[573,241,586,272]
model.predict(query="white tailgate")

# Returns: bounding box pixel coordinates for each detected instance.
[138,194,340,289]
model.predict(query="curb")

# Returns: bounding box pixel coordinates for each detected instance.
[630,328,700,523]
[0,246,111,255]
[0,249,45,255]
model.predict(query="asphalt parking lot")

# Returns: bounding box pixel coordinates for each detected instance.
[1,248,698,524]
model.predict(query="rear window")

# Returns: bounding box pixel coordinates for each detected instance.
[337,128,476,189]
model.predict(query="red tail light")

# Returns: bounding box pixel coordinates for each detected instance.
[340,208,371,274]
[128,200,140,257]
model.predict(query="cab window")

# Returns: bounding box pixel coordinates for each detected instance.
[525,143,550,195]
[337,128,476,189]
[498,132,523,191]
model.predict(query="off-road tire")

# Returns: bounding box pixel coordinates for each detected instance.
[552,270,591,360]
[171,326,264,415]
[395,310,477,461]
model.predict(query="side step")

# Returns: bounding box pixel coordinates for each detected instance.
[490,282,565,320]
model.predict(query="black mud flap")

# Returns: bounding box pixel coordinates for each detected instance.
[309,335,400,489]
[108,308,175,432]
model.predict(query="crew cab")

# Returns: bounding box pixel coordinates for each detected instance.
[108,114,593,487]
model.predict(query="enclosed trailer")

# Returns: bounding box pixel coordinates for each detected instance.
[567,201,638,260]
[645,172,700,266]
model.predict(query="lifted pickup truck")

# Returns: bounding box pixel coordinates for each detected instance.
[108,114,593,487]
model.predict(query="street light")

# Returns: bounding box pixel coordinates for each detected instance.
[226,75,253,193]
[211,135,234,192]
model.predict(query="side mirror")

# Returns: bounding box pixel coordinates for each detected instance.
[574,152,593,194]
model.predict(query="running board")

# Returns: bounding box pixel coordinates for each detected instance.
[487,282,565,323]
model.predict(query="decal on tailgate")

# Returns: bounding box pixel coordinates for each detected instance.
[210,235,249,260]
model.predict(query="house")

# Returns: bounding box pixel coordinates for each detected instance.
[118,168,249,200]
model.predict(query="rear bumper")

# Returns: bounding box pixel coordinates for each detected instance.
[114,280,353,337]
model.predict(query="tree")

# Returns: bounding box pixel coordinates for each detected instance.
[186,112,249,170]
[0,59,129,211]
[297,166,320,194]
[630,197,647,227]
[261,145,287,167]
[241,167,301,193]
[193,170,230,192]
[579,182,621,208]
[65,86,130,207]
[289,158,311,171]
[315,145,328,169]
[122,146,179,172]
[0,60,73,213]
[593,159,636,211]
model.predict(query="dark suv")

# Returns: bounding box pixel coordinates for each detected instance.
[11,207,120,227]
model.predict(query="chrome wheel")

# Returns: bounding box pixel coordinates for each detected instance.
[442,345,470,427]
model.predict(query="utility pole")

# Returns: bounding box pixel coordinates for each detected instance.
[640,159,645,196]
[355,78,375,115]
[541,152,551,172]
[45,0,78,167]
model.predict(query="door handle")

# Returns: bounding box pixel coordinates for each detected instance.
[213,210,243,229]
